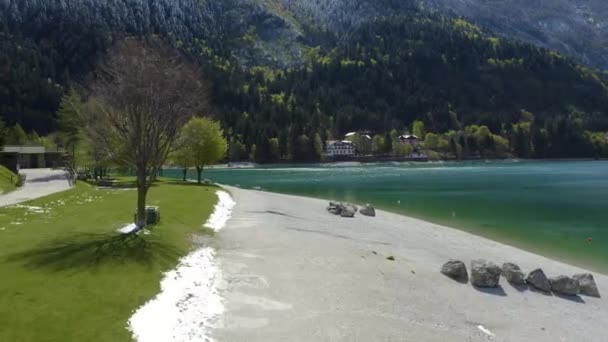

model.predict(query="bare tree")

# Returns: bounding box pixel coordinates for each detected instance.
[86,38,208,230]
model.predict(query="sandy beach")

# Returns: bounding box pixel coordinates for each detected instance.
[212,187,607,342]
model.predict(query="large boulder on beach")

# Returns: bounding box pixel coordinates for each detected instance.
[573,273,601,297]
[327,202,342,215]
[471,260,501,287]
[440,260,468,282]
[360,204,376,217]
[549,275,580,296]
[327,202,358,217]
[502,263,526,285]
[328,207,341,215]
[340,206,356,218]
[526,268,551,292]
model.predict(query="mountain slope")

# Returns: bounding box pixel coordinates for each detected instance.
[256,0,608,69]
[423,0,608,70]
[1,0,608,161]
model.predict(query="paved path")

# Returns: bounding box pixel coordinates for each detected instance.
[0,169,73,207]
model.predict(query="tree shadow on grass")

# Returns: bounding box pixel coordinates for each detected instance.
[6,233,181,272]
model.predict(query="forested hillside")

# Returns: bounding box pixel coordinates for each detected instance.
[424,0,608,70]
[1,0,608,162]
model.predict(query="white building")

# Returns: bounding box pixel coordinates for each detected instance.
[326,140,356,157]
[398,134,420,146]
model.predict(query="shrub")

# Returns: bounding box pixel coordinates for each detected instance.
[16,174,26,187]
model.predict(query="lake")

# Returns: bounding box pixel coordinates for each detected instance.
[166,160,608,274]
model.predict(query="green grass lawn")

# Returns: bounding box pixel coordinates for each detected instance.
[0,165,18,193]
[0,180,218,342]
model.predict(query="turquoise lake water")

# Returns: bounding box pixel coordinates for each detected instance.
[167,161,608,273]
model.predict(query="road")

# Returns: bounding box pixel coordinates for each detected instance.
[0,168,73,207]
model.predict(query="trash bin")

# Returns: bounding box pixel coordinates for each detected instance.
[146,206,160,225]
[134,206,160,225]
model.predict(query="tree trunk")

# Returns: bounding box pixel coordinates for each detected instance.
[182,168,187,181]
[135,168,148,230]
[197,166,203,184]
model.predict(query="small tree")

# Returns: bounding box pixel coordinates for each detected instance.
[268,137,281,161]
[6,124,27,145]
[313,133,324,161]
[57,88,84,167]
[176,117,227,183]
[372,135,385,155]
[412,120,426,139]
[393,142,413,157]
[86,38,208,229]
[171,146,193,181]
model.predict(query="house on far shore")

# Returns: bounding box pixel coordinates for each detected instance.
[0,146,67,173]
[326,140,356,158]
[399,134,420,146]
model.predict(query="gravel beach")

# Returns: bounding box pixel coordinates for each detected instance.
[213,187,607,342]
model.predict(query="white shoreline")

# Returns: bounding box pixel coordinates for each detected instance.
[214,187,607,342]
[127,190,235,342]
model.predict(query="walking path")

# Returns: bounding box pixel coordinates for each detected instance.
[0,169,73,207]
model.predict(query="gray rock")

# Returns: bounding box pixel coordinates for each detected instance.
[471,259,501,287]
[328,207,341,215]
[526,268,551,292]
[327,202,358,218]
[573,273,601,297]
[327,202,342,215]
[340,207,356,218]
[360,204,376,217]
[345,204,359,213]
[549,275,580,296]
[440,260,468,281]
[502,263,526,285]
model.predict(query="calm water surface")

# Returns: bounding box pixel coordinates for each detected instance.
[168,161,608,273]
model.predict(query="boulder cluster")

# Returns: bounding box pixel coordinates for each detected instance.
[441,259,601,298]
[326,202,376,218]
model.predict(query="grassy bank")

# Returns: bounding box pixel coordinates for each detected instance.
[0,165,18,193]
[0,180,218,342]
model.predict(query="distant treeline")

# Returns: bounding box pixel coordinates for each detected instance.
[2,0,608,161]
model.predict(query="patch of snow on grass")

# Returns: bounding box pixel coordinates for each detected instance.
[127,190,235,342]
[204,191,236,231]
[10,205,50,214]
[118,223,138,234]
